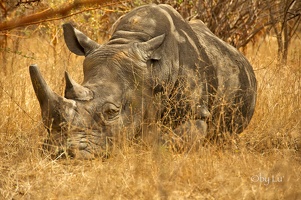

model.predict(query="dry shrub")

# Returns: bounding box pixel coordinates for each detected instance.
[241,37,301,154]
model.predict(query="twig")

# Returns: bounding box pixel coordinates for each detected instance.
[0,0,114,31]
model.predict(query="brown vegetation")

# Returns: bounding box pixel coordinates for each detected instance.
[0,1,301,199]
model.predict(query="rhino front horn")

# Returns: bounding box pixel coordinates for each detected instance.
[29,64,58,107]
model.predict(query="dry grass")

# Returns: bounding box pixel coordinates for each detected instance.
[1,25,301,199]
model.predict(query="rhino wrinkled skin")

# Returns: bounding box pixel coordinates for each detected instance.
[30,4,257,159]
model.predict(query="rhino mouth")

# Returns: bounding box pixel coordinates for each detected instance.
[42,129,111,160]
[50,146,95,160]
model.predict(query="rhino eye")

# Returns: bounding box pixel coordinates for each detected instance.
[102,103,120,121]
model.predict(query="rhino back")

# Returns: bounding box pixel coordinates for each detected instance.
[109,4,212,89]
[189,20,257,133]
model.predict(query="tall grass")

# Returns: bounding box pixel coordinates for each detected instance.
[0,22,300,199]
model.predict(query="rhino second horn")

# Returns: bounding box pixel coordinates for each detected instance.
[65,71,93,101]
[29,64,59,107]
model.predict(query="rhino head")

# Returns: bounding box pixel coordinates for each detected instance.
[30,23,166,159]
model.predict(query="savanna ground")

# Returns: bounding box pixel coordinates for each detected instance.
[1,5,301,200]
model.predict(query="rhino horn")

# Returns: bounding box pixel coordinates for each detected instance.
[29,64,59,107]
[65,71,93,101]
[29,64,63,128]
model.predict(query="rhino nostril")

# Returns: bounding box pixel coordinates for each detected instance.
[67,149,75,158]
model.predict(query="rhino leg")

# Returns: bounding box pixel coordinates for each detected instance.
[172,104,210,141]
[173,120,208,137]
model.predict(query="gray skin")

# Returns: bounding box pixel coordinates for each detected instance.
[29,4,256,159]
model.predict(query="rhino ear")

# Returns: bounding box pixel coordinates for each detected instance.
[134,34,165,61]
[65,71,93,101]
[63,23,99,56]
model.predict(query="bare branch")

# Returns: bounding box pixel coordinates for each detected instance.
[0,0,113,31]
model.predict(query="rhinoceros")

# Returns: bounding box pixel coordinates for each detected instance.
[29,4,256,159]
